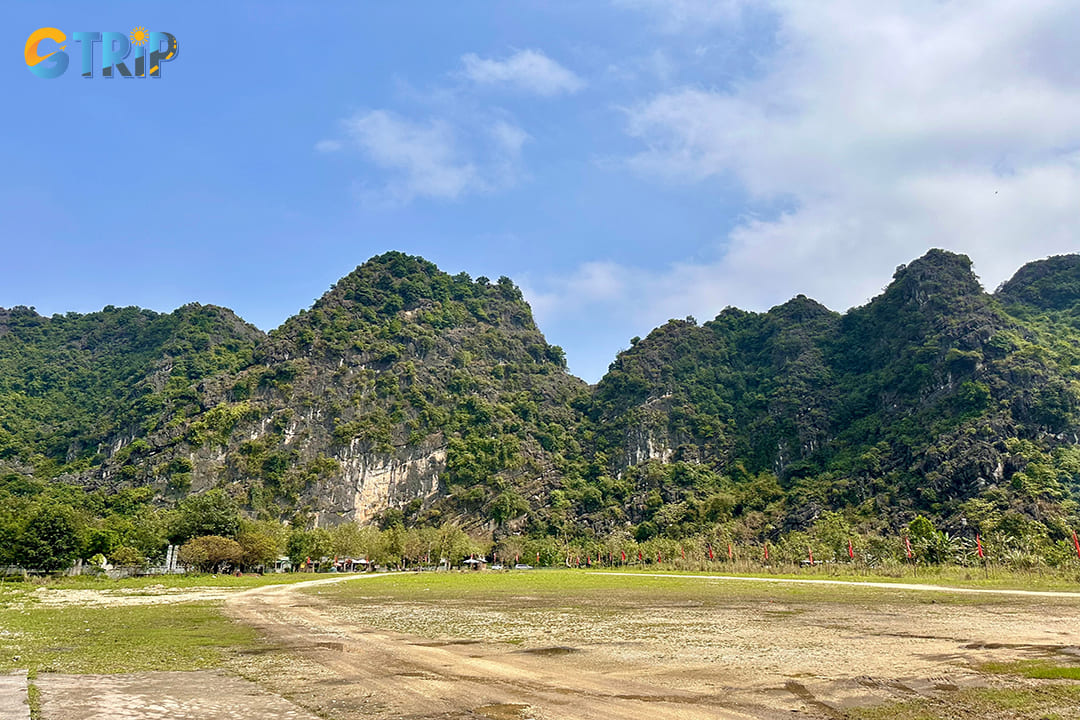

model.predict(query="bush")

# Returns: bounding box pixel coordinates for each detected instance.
[177,535,243,573]
[109,545,145,567]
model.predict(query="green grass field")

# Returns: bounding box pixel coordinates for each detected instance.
[0,571,321,591]
[0,577,273,675]
[846,685,1080,720]
[579,562,1080,592]
[303,568,1080,610]
[0,600,258,674]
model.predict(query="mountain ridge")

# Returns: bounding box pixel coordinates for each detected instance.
[1,249,1077,555]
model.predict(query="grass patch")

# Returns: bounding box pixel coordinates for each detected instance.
[306,569,1070,610]
[26,682,41,720]
[3,572,323,592]
[846,685,1080,719]
[981,659,1080,680]
[589,565,1080,593]
[0,600,258,674]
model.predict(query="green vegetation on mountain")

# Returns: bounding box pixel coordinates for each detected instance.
[0,303,262,477]
[575,251,1080,562]
[0,249,1078,571]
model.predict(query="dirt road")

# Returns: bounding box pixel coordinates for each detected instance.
[223,573,1080,720]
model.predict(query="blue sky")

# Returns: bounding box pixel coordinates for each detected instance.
[4,2,1080,381]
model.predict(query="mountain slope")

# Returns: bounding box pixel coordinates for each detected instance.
[582,250,1080,542]
[0,253,587,529]
[0,303,263,475]
[213,252,588,527]
[0,249,1077,550]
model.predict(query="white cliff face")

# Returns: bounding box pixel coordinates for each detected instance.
[338,443,447,524]
[626,426,672,466]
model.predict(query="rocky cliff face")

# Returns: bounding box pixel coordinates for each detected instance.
[2,249,1078,539]
[584,250,1079,533]
[37,253,587,528]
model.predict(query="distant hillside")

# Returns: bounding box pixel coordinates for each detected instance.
[581,250,1080,546]
[1,249,1077,553]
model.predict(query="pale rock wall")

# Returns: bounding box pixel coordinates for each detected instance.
[625,425,672,466]
[323,443,447,525]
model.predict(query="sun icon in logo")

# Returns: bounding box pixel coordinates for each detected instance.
[130,27,149,46]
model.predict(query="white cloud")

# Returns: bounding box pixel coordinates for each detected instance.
[461,49,585,96]
[489,120,529,157]
[323,110,528,205]
[522,0,1080,380]
[343,110,477,203]
[606,0,1080,313]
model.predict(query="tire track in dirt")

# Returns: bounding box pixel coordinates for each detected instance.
[226,575,789,719]
[224,573,1080,720]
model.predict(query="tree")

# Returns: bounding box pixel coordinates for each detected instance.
[237,531,280,570]
[286,528,333,567]
[177,535,243,573]
[490,490,529,525]
[109,546,145,567]
[171,489,242,542]
[19,504,81,571]
[434,524,478,567]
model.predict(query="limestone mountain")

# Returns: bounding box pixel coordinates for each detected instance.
[0,253,586,530]
[1,249,1077,550]
[206,252,587,527]
[0,303,263,476]
[578,250,1080,543]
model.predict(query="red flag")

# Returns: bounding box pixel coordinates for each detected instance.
[905,537,913,560]
[976,534,984,559]
[808,546,814,565]
[1073,531,1080,560]
[621,550,626,563]
[847,538,854,560]
[638,550,643,562]
[763,543,769,561]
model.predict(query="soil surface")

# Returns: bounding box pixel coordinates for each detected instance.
[29,585,236,608]
[222,574,1080,720]
[0,670,30,720]
[36,670,321,720]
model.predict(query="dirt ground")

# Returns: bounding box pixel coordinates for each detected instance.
[36,670,321,720]
[220,574,1080,720]
[29,585,236,608]
[0,670,30,720]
